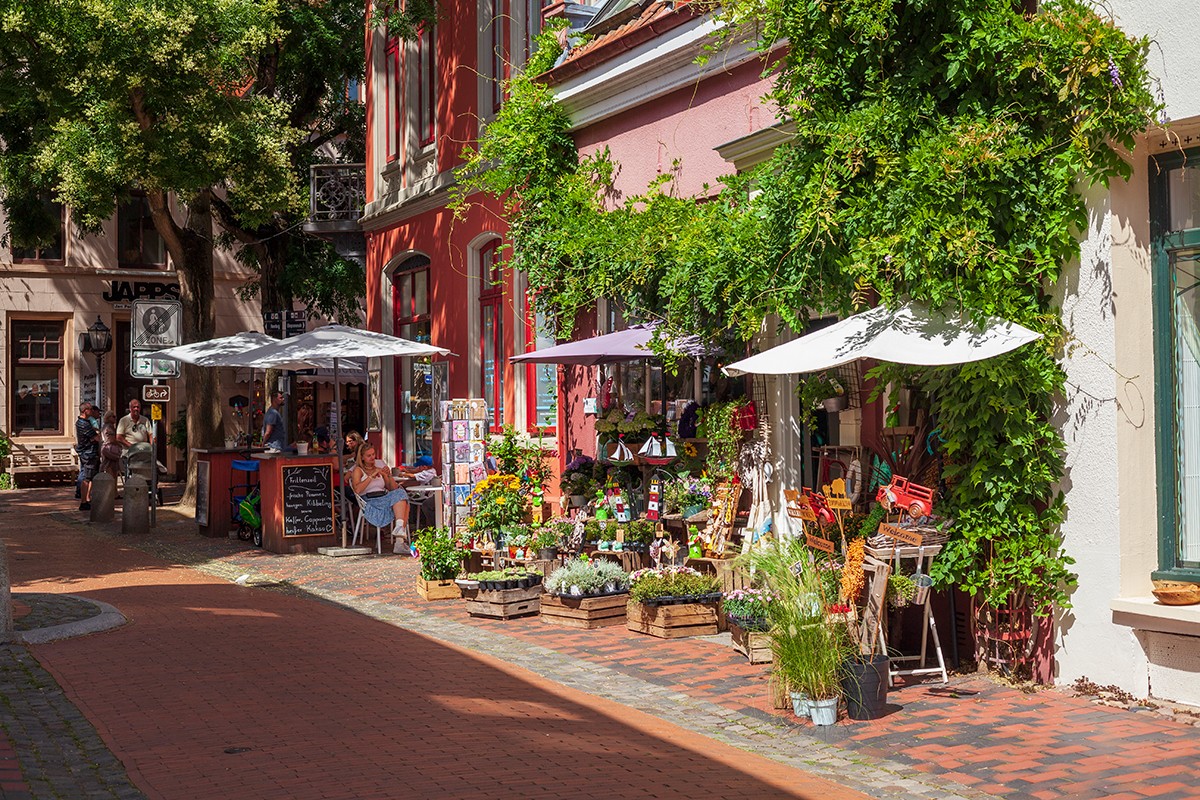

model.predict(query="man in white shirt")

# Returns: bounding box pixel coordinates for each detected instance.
[116,399,151,451]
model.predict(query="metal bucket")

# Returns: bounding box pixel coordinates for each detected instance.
[912,573,934,605]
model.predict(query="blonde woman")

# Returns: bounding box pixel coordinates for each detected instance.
[349,441,409,544]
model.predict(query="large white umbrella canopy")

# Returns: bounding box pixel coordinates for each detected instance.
[723,304,1041,376]
[236,324,451,549]
[155,332,278,367]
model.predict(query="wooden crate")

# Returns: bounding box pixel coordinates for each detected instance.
[729,620,773,664]
[541,593,629,629]
[416,578,461,601]
[462,584,542,620]
[626,600,719,639]
[768,671,790,709]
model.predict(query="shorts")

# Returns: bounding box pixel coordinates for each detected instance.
[79,457,99,482]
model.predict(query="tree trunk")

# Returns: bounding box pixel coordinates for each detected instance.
[177,192,225,507]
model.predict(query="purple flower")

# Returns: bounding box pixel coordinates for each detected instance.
[1108,58,1123,89]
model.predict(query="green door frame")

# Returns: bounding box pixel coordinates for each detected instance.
[1150,147,1200,581]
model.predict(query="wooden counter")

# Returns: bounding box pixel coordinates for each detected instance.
[194,448,264,537]
[252,452,341,553]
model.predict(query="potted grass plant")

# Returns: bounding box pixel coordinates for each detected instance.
[738,537,853,725]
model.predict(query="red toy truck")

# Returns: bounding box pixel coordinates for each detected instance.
[876,476,935,519]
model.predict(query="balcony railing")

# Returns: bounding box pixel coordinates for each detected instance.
[305,163,365,236]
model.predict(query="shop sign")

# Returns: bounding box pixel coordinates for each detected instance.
[878,522,923,547]
[805,533,835,553]
[103,280,181,308]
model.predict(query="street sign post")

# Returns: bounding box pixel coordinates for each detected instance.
[263,311,283,338]
[131,300,182,350]
[131,351,181,379]
[142,385,171,403]
[149,403,163,421]
[285,310,307,338]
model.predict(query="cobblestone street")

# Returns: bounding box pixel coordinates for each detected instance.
[1,488,1199,799]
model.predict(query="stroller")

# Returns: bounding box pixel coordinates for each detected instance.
[122,442,164,506]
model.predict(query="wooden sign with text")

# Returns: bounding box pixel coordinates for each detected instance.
[878,522,923,547]
[824,478,853,511]
[805,533,836,553]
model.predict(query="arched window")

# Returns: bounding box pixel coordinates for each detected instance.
[392,254,432,462]
[479,240,505,431]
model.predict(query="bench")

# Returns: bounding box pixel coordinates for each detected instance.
[8,445,79,486]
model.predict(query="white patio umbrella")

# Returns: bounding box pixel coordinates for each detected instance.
[722,303,1041,376]
[238,325,451,548]
[154,332,278,367]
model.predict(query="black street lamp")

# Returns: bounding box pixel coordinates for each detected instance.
[85,316,112,408]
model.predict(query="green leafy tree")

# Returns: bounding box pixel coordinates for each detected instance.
[0,0,432,501]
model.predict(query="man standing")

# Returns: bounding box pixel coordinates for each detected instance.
[74,402,99,511]
[261,391,288,451]
[116,399,151,450]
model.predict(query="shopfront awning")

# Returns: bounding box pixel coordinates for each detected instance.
[722,303,1041,376]
[510,323,710,366]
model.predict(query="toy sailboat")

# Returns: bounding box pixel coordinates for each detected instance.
[638,435,677,466]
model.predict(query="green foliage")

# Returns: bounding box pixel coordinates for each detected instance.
[625,518,657,545]
[0,430,10,463]
[628,566,720,602]
[546,559,628,595]
[0,474,11,491]
[489,424,552,490]
[458,0,1160,618]
[698,402,741,480]
[165,412,188,452]
[415,527,461,581]
[737,537,853,700]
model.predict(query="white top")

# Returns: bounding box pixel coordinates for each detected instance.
[116,414,151,446]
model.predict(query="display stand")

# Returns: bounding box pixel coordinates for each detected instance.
[440,398,489,538]
[863,542,949,686]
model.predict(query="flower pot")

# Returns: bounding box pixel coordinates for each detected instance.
[841,655,889,721]
[808,696,839,726]
[821,394,849,412]
[789,691,810,718]
[508,547,517,559]
[598,540,610,551]
[611,541,623,551]
[682,504,704,519]
[912,574,933,606]
[569,585,583,596]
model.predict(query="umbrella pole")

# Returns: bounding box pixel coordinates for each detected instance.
[335,357,348,548]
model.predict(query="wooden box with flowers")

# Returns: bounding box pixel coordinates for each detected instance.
[460,567,544,619]
[414,528,463,601]
[724,588,777,664]
[541,560,631,629]
[625,566,722,639]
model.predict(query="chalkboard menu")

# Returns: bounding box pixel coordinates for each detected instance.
[282,464,334,536]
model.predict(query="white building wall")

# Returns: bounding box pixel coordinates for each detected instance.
[1108,0,1200,122]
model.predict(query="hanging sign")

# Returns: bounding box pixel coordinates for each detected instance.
[878,522,924,547]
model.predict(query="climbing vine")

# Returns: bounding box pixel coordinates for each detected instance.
[456,3,1161,616]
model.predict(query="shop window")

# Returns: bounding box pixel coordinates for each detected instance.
[393,255,433,462]
[1152,148,1200,580]
[10,319,65,435]
[417,24,436,147]
[491,0,510,112]
[117,193,166,267]
[480,240,505,431]
[384,37,402,163]
[525,301,556,433]
[10,197,65,263]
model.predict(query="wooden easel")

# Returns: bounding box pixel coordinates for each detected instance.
[864,532,949,686]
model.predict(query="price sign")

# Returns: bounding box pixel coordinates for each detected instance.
[149,404,163,421]
[878,522,924,546]
[796,500,817,523]
[142,385,171,403]
[805,533,836,553]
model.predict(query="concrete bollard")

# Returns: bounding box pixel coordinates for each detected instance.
[0,539,12,644]
[122,475,149,535]
[90,473,116,523]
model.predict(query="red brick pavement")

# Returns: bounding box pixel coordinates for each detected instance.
[7,488,1200,799]
[1,492,865,800]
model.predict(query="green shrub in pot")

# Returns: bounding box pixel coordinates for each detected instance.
[415,528,462,581]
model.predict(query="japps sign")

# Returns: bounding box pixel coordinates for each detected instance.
[103,280,181,307]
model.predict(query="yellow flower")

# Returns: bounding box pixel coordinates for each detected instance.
[495,497,507,505]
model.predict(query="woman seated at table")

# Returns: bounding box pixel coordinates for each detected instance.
[349,441,409,539]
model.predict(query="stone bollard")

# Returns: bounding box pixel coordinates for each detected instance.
[122,475,149,535]
[0,539,12,644]
[90,473,116,523]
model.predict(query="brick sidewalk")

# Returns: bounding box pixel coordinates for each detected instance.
[5,487,1200,799]
[1,489,875,800]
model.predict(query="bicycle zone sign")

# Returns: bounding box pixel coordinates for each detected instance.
[131,300,182,379]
